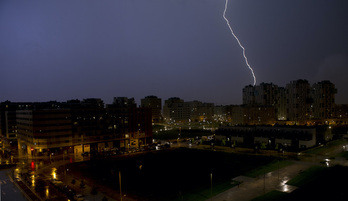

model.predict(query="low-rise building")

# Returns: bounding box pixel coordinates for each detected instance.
[217,126,323,150]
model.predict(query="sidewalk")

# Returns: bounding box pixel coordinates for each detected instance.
[207,163,310,201]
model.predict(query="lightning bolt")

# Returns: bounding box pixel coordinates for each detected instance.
[223,0,256,86]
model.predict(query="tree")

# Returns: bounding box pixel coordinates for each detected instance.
[221,139,226,146]
[261,142,267,149]
[232,140,236,148]
[80,180,85,188]
[91,187,98,195]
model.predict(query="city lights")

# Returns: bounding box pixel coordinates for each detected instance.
[0,0,347,200]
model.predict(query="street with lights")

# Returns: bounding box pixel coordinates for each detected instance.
[0,136,348,201]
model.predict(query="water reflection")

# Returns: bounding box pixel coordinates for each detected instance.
[31,174,35,187]
[52,167,57,180]
[278,176,297,193]
[45,186,49,198]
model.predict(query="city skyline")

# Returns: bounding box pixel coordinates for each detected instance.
[0,79,342,107]
[1,0,348,105]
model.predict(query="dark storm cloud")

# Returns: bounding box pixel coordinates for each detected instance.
[1,0,348,104]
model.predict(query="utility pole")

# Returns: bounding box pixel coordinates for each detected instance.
[277,155,280,182]
[263,169,266,193]
[210,172,213,201]
[119,171,122,201]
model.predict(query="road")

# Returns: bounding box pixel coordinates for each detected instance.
[0,169,28,201]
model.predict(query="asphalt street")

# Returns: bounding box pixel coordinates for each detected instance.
[0,169,27,201]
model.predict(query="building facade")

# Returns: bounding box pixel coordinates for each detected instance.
[0,101,33,144]
[186,101,214,122]
[242,85,255,105]
[242,79,337,125]
[254,83,278,106]
[286,79,312,123]
[335,104,348,119]
[163,98,214,123]
[276,87,287,120]
[230,105,276,125]
[3,98,152,156]
[106,97,152,150]
[163,97,190,122]
[141,96,162,123]
[218,126,320,150]
[16,109,73,156]
[311,81,337,119]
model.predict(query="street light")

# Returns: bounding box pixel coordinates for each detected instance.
[119,171,122,201]
[210,172,213,201]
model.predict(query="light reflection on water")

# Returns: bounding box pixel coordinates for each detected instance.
[52,167,57,180]
[278,176,297,193]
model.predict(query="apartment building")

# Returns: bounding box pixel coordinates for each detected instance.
[141,95,162,123]
[163,97,190,122]
[16,108,73,156]
[242,79,337,124]
[163,98,214,123]
[106,97,152,150]
[3,98,152,156]
[311,81,337,119]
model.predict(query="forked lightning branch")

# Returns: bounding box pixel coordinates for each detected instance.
[223,0,257,86]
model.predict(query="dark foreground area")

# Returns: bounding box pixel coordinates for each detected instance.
[284,165,348,201]
[252,165,348,201]
[68,148,274,200]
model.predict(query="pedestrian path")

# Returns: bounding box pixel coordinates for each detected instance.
[207,163,309,201]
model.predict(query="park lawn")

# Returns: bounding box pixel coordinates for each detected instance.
[245,160,294,178]
[286,166,325,187]
[181,159,294,201]
[174,180,236,201]
[69,148,277,201]
[335,150,348,159]
[251,190,287,201]
[178,158,293,201]
[304,139,347,155]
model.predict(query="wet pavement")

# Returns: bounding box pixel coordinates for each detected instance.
[0,169,28,201]
[8,152,118,201]
[207,163,308,201]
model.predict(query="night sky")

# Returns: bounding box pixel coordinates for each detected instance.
[1,0,348,105]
